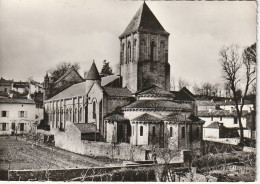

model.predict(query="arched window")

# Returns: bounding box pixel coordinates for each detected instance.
[152,126,156,136]
[69,109,72,122]
[141,39,146,60]
[60,109,63,122]
[66,109,69,121]
[140,126,143,136]
[56,110,59,122]
[127,42,131,63]
[182,127,185,139]
[132,126,134,136]
[122,43,125,64]
[79,107,82,122]
[170,127,173,137]
[93,101,96,119]
[133,39,137,62]
[151,41,155,61]
[74,108,78,122]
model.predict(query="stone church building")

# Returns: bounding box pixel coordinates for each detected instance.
[43,2,204,154]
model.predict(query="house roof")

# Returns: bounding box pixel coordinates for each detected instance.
[105,114,128,121]
[74,123,98,133]
[103,87,133,97]
[123,100,193,111]
[165,113,202,122]
[86,62,101,80]
[47,81,86,101]
[198,109,248,117]
[101,75,120,87]
[0,77,13,85]
[205,122,221,128]
[54,67,84,84]
[13,81,29,88]
[171,90,195,102]
[137,85,173,97]
[119,2,169,38]
[218,100,253,106]
[0,98,35,104]
[132,113,162,122]
[196,100,215,106]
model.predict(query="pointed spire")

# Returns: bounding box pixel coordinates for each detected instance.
[119,2,169,38]
[86,61,101,80]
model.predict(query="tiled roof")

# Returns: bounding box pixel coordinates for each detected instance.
[86,62,101,80]
[205,122,220,128]
[47,81,86,101]
[132,113,162,122]
[119,2,169,38]
[0,98,35,104]
[198,110,248,117]
[123,100,193,110]
[138,85,173,97]
[101,75,120,87]
[171,91,195,101]
[105,114,128,121]
[218,100,253,106]
[74,123,98,133]
[196,100,215,106]
[165,113,202,122]
[103,87,133,97]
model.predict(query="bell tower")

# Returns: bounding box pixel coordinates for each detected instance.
[119,2,170,93]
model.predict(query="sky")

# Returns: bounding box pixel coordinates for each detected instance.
[0,0,256,87]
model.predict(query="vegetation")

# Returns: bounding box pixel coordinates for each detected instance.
[100,60,113,77]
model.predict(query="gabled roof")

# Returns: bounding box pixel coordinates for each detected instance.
[137,85,173,97]
[205,122,221,128]
[74,123,98,133]
[132,113,162,122]
[165,113,189,122]
[171,90,195,102]
[103,87,133,97]
[123,100,193,111]
[54,67,84,84]
[105,114,128,121]
[101,75,120,86]
[0,98,35,104]
[120,2,169,38]
[47,81,86,101]
[86,62,101,80]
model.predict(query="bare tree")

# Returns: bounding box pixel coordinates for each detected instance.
[219,44,256,143]
[178,77,189,90]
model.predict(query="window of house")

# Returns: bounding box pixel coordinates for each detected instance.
[133,40,137,62]
[79,107,82,122]
[211,116,213,121]
[56,110,59,122]
[182,127,185,139]
[197,127,200,137]
[234,117,238,124]
[127,42,131,63]
[1,111,8,117]
[2,123,7,131]
[66,109,69,121]
[93,101,96,119]
[151,41,155,61]
[152,126,156,136]
[170,127,173,137]
[140,126,143,136]
[18,111,27,118]
[20,123,24,131]
[74,108,78,122]
[60,110,63,122]
[220,116,222,121]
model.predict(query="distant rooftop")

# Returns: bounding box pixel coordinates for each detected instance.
[0,98,35,104]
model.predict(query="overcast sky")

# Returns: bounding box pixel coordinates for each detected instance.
[0,0,256,86]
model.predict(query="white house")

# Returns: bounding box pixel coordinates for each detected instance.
[0,97,43,135]
[219,101,254,113]
[198,109,252,138]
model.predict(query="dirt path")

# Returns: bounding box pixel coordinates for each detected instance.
[0,136,106,170]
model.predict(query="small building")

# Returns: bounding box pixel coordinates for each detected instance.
[196,100,216,111]
[0,97,43,135]
[0,77,13,96]
[219,101,254,113]
[203,122,239,139]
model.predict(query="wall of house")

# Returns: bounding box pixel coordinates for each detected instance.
[165,122,179,149]
[220,104,254,112]
[0,103,38,135]
[199,116,247,128]
[106,121,117,143]
[203,128,219,139]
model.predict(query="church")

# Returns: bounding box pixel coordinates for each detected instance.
[43,2,204,152]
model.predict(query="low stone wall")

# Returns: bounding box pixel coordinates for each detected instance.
[55,131,183,162]
[7,164,187,181]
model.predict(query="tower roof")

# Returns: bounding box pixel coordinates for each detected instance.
[86,62,101,80]
[119,2,169,38]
